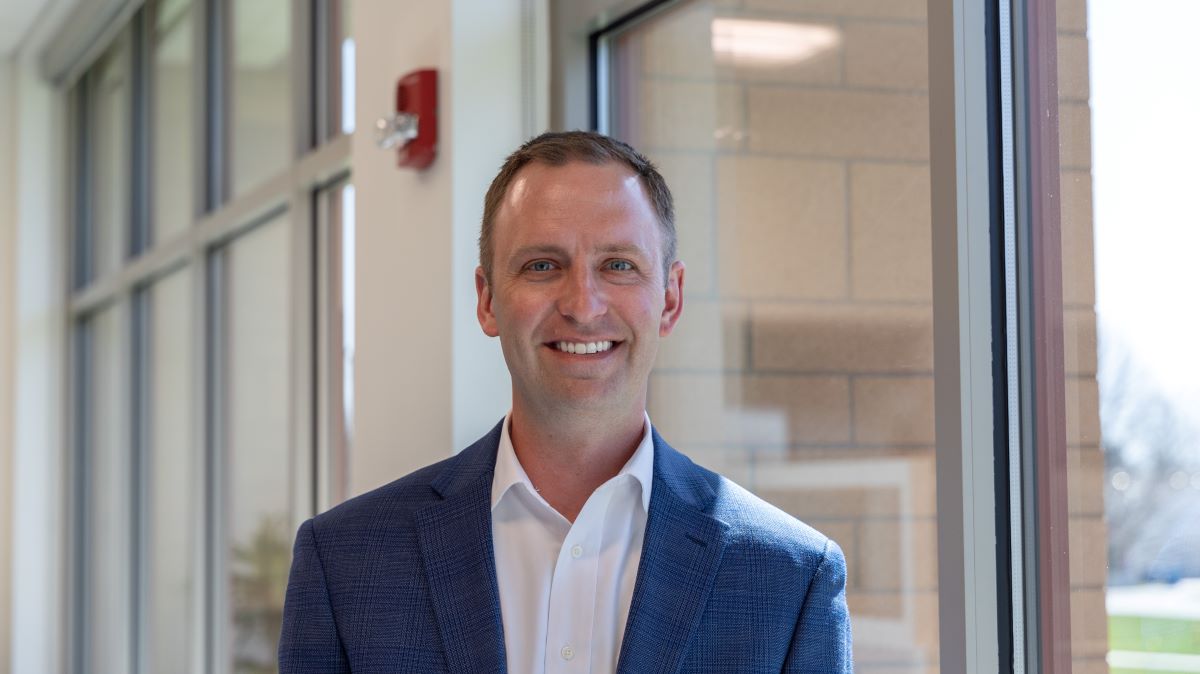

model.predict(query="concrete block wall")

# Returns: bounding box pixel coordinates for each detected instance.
[626,0,1109,671]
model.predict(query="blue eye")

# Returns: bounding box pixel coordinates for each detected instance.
[528,260,555,272]
[608,260,634,271]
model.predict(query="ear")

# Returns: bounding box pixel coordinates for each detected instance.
[659,260,685,337]
[476,266,500,337]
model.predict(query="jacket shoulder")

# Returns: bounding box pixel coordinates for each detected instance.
[675,453,835,565]
[311,456,450,531]
[307,419,504,539]
[718,475,831,554]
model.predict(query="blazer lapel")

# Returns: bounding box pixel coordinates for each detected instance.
[617,434,729,674]
[414,426,507,674]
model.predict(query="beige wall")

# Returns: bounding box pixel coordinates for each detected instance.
[351,0,457,492]
[349,0,526,494]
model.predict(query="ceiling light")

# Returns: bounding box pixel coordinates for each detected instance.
[711,18,841,67]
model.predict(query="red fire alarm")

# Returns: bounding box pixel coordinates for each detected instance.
[374,68,438,169]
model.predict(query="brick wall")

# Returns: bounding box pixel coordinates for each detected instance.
[1057,0,1111,670]
[617,0,1109,671]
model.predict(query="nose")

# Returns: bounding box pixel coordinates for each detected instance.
[556,267,607,324]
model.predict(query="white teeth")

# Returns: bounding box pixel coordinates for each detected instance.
[556,340,613,354]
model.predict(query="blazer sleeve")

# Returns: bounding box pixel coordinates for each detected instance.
[782,538,853,673]
[278,519,351,674]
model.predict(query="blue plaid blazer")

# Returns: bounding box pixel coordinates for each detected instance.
[279,421,852,673]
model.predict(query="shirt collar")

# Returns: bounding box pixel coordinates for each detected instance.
[491,411,655,513]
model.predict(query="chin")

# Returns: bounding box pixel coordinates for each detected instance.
[546,381,628,409]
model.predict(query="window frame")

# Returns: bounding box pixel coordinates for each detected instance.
[563,0,1016,670]
[56,0,351,671]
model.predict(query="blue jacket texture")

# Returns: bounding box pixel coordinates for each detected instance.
[279,421,853,673]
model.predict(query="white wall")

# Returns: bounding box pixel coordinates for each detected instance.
[2,3,75,671]
[0,55,16,674]
[449,0,529,451]
[8,55,68,674]
[0,63,66,674]
[350,0,528,494]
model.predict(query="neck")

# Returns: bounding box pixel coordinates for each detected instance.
[508,400,646,523]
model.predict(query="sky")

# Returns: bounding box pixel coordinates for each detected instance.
[1090,0,1200,427]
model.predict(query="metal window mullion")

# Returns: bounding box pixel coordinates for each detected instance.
[929,0,1004,670]
[131,8,151,257]
[190,0,206,222]
[1011,0,1073,667]
[998,0,1027,670]
[293,0,314,156]
[75,79,94,290]
[206,0,229,210]
[69,319,92,674]
[315,189,334,514]
[313,0,332,143]
[130,286,150,674]
[204,248,227,674]
[187,252,207,674]
[325,182,350,510]
[291,0,318,531]
[129,10,152,669]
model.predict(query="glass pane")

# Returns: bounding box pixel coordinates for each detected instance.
[146,270,195,672]
[152,0,196,242]
[318,182,354,506]
[223,214,292,673]
[339,0,355,136]
[230,0,292,197]
[339,183,355,501]
[1059,0,1200,670]
[609,1,937,670]
[86,305,133,671]
[90,31,132,280]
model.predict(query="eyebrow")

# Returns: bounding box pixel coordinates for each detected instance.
[508,243,652,261]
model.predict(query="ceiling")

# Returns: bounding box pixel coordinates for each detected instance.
[0,0,51,58]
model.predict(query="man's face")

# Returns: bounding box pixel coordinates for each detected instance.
[476,160,684,417]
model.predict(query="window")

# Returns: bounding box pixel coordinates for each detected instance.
[596,2,940,669]
[1051,0,1200,670]
[65,1,352,672]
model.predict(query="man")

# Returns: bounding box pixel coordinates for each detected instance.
[279,131,852,673]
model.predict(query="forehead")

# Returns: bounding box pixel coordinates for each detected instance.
[494,160,660,249]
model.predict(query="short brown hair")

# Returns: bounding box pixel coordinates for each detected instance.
[479,131,676,284]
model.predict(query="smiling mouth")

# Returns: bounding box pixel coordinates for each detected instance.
[552,340,617,355]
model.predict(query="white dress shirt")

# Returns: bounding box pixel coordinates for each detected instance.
[490,412,654,674]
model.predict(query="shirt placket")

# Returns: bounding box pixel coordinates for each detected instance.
[543,485,613,674]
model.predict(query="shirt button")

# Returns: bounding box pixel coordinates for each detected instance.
[570,544,583,559]
[561,645,575,660]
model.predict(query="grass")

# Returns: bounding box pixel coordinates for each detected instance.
[1109,613,1200,674]
[1110,614,1200,655]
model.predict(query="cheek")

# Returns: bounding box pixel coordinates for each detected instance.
[496,293,549,333]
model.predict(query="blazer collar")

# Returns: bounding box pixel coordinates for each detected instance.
[416,419,730,674]
[415,420,508,673]
[428,419,505,499]
[616,428,730,674]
